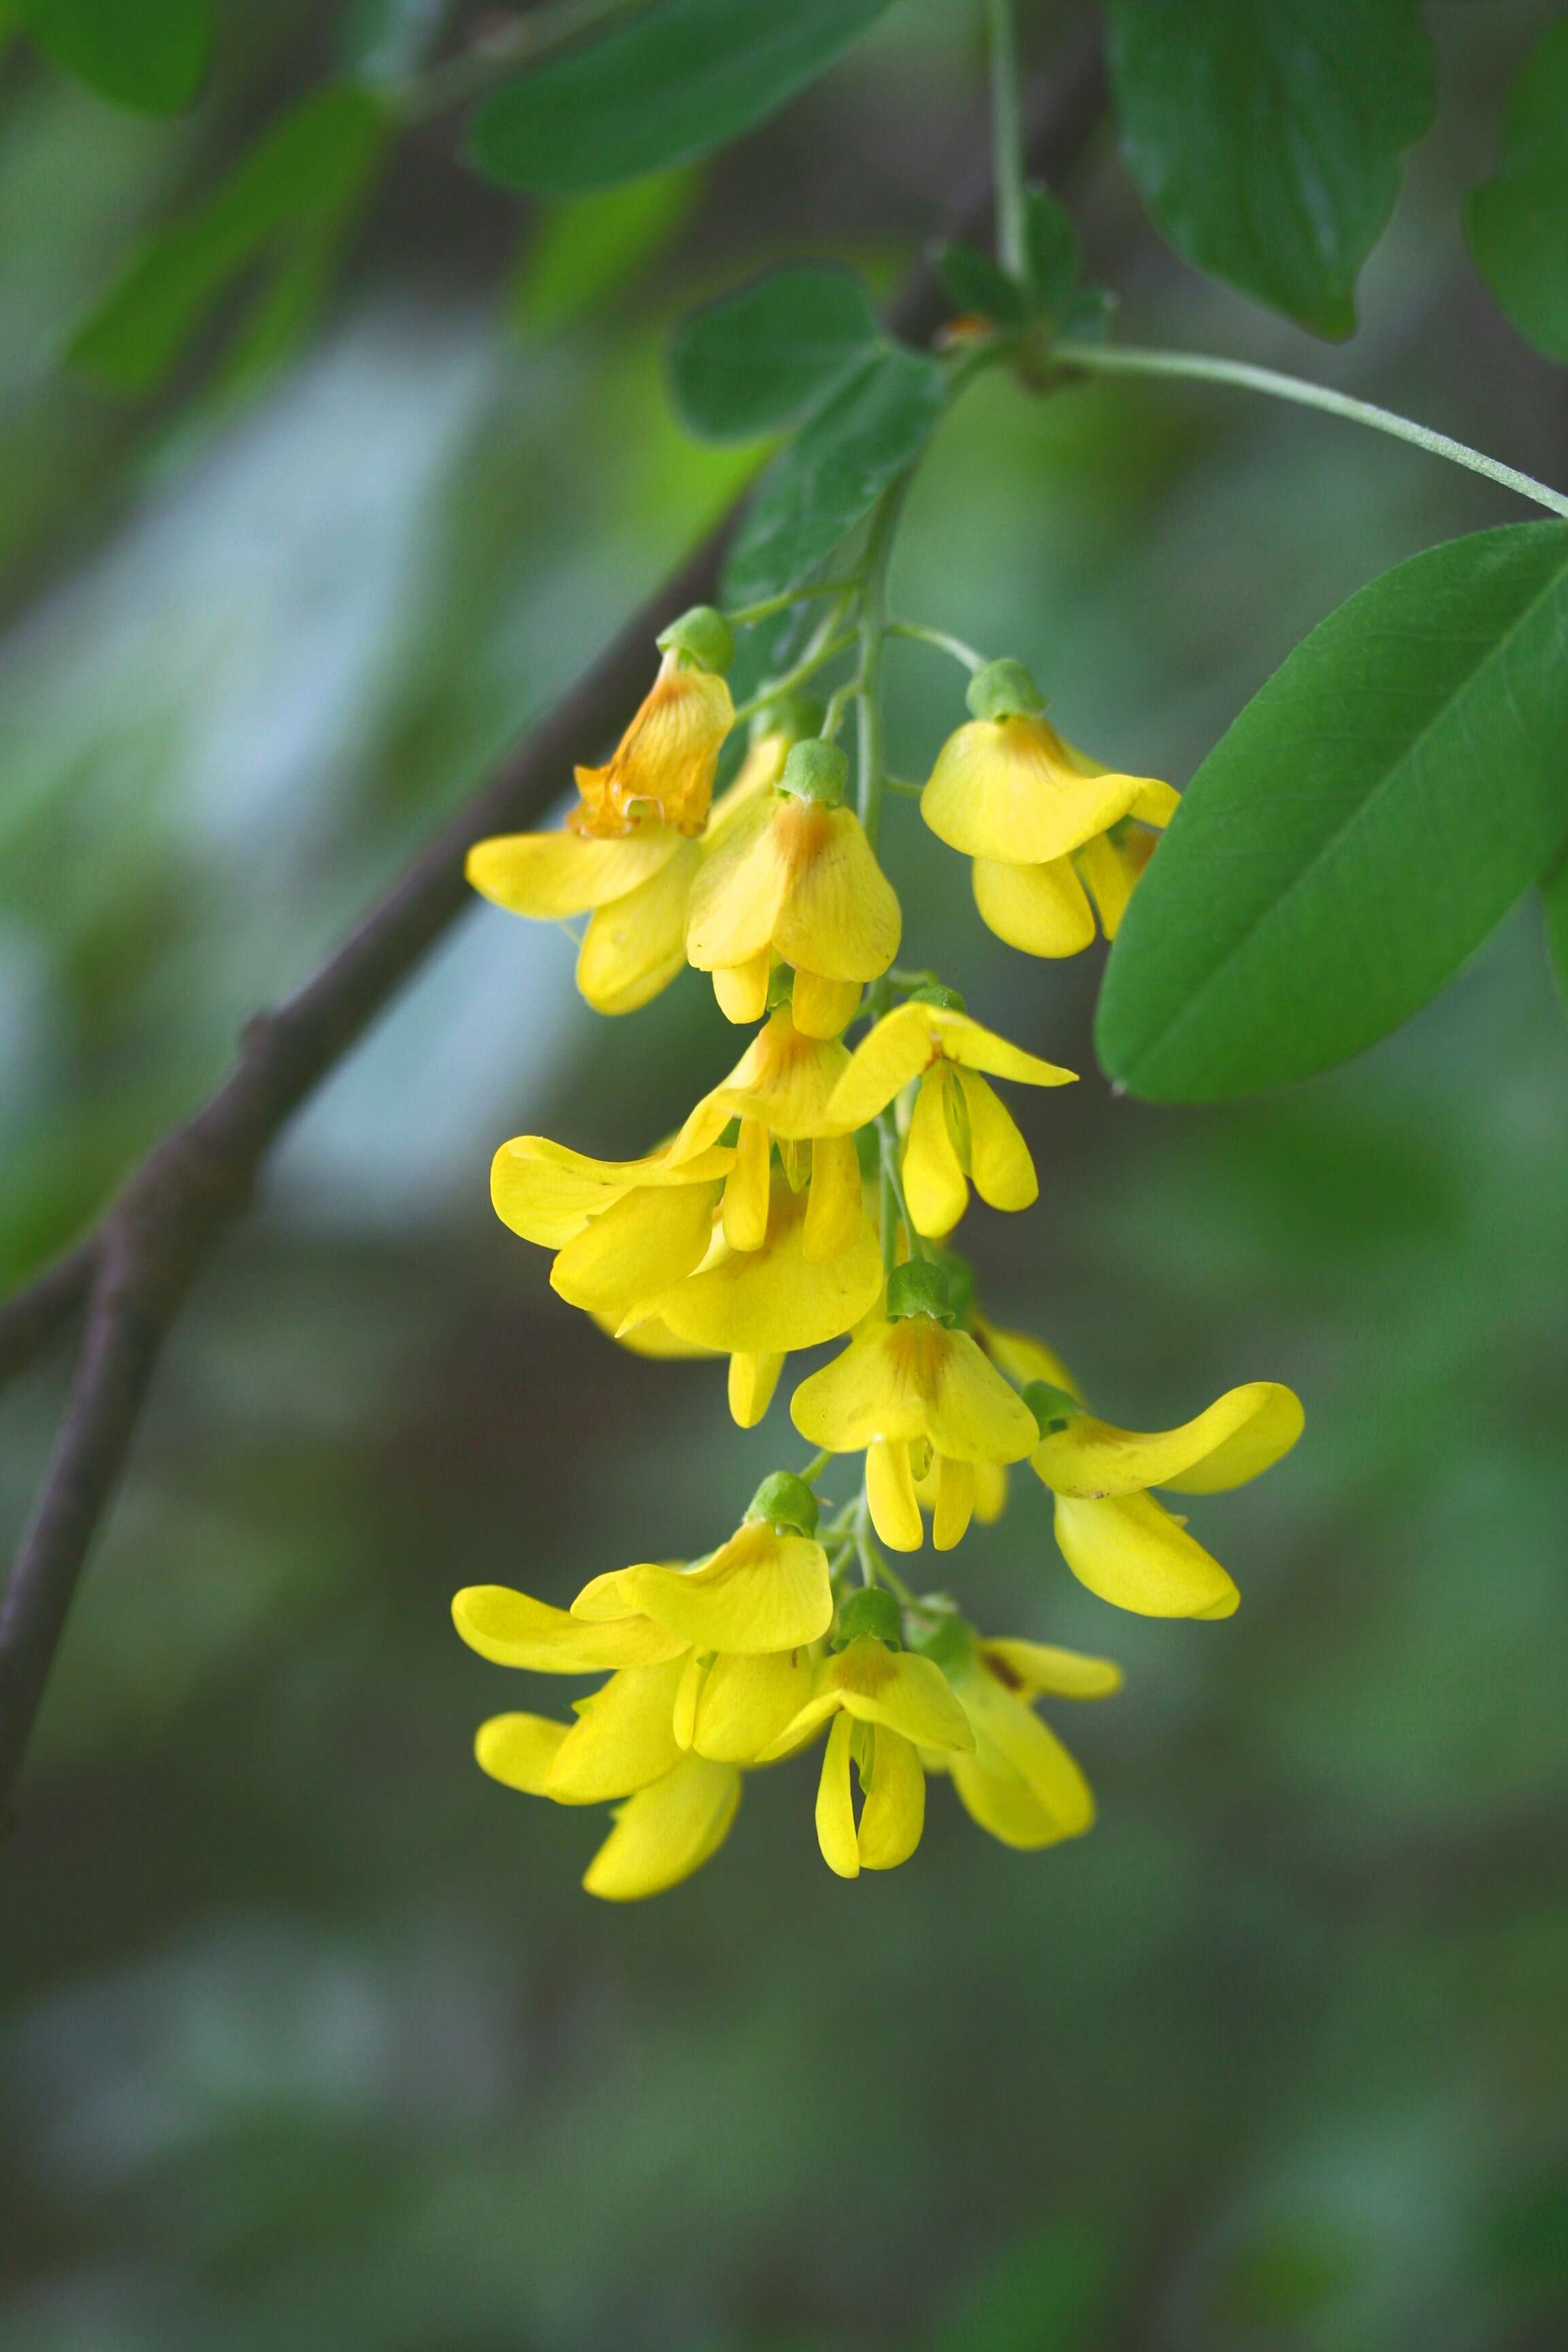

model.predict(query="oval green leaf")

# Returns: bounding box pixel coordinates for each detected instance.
[722,342,945,604]
[1105,0,1435,337]
[468,0,899,194]
[1096,522,1568,1101]
[22,0,211,114]
[1466,17,1568,364]
[670,267,880,442]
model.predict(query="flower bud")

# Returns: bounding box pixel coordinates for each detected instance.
[749,689,823,745]
[835,1585,902,1648]
[966,657,1045,723]
[885,1260,956,1324]
[745,1470,819,1538]
[656,604,735,675]
[907,981,966,1013]
[1022,1379,1083,1437]
[778,739,849,807]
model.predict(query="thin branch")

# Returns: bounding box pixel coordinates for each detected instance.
[0,23,1109,1828]
[0,1241,100,1391]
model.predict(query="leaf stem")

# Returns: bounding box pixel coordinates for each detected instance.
[987,0,1029,282]
[1053,342,1568,524]
[887,617,989,673]
[798,1449,833,1488]
[730,630,857,727]
[724,580,860,628]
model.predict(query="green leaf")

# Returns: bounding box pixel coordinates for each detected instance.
[670,267,881,441]
[934,243,1029,329]
[468,0,899,193]
[512,168,700,341]
[1096,523,1568,1102]
[1024,184,1080,316]
[722,342,944,603]
[67,84,390,396]
[1466,18,1568,364]
[1543,851,1568,1017]
[22,0,211,115]
[1105,0,1435,336]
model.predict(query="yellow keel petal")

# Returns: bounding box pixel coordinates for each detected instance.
[972,853,1096,958]
[1052,1490,1240,1619]
[583,1753,740,1901]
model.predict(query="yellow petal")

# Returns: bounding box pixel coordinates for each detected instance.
[923,1007,1077,1088]
[866,1437,924,1552]
[693,1648,816,1762]
[452,1585,685,1671]
[685,796,789,971]
[791,1318,1039,1463]
[491,1134,732,1250]
[595,1309,717,1361]
[597,1520,832,1654]
[973,1316,1079,1398]
[816,1713,860,1878]
[711,949,772,1024]
[576,838,700,1014]
[1072,831,1139,941]
[474,1711,571,1795]
[824,1002,936,1128]
[674,1009,851,1156]
[466,823,678,918]
[723,1117,772,1250]
[972,853,1096,957]
[551,1178,720,1318]
[956,1068,1038,1213]
[574,650,733,838]
[954,1662,1094,1835]
[981,1638,1123,1699]
[709,728,789,836]
[950,1752,1071,1848]
[727,1349,784,1427]
[672,1649,708,1749]
[1053,1490,1239,1619]
[930,1453,974,1552]
[583,1753,740,1901]
[857,1726,924,1869]
[768,801,901,981]
[803,1132,864,1264]
[1033,1382,1304,1499]
[545,1656,688,1801]
[655,1177,882,1356]
[973,1459,1008,1524]
[902,1066,970,1239]
[828,1640,973,1750]
[921,714,1156,864]
[791,970,861,1040]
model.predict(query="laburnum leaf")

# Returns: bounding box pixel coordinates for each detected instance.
[1096,523,1568,1101]
[67,84,390,397]
[468,0,900,194]
[1466,17,1568,364]
[670,268,881,442]
[22,0,211,114]
[722,342,945,603]
[1104,0,1436,337]
[934,243,1030,329]
[1024,184,1081,316]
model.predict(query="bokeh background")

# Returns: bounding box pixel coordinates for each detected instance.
[3,3,1568,2346]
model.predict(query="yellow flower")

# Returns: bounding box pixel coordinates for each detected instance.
[911,1603,1120,1849]
[920,660,1177,959]
[759,1589,975,1880]
[668,1004,862,1257]
[1030,1379,1305,1618]
[826,989,1077,1238]
[949,1316,1081,1523]
[478,1720,743,1903]
[789,1263,1040,1552]
[685,739,900,1036]
[489,1133,734,1327]
[572,608,736,839]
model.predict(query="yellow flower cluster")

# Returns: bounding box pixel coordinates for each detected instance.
[457,608,1303,1899]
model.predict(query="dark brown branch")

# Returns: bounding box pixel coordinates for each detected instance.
[0,24,1109,1827]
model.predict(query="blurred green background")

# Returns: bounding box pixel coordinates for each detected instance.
[3,3,1568,2347]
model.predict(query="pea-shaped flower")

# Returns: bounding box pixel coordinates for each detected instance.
[489,1133,733,1328]
[826,988,1076,1239]
[571,604,736,838]
[921,660,1177,958]
[790,1261,1041,1550]
[685,739,901,1035]
[1030,1379,1305,1618]
[668,1003,862,1256]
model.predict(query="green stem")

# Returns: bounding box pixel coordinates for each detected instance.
[1054,342,1568,523]
[798,1450,833,1488]
[724,580,860,629]
[878,1110,929,1262]
[887,618,989,673]
[730,630,857,727]
[855,480,909,849]
[987,0,1029,282]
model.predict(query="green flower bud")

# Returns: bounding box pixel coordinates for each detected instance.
[966,657,1045,723]
[749,689,823,745]
[765,964,795,1011]
[656,604,734,675]
[904,1595,975,1673]
[835,1585,902,1649]
[745,1471,819,1538]
[886,1259,955,1324]
[927,1247,977,1328]
[907,981,967,1014]
[778,738,849,806]
[1022,1379,1083,1437]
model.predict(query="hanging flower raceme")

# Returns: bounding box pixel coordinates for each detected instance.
[1028,1377,1305,1618]
[825,986,1077,1237]
[921,659,1179,959]
[489,1132,734,1328]
[909,1600,1120,1850]
[790,1261,1041,1552]
[685,738,901,1036]
[666,1001,862,1257]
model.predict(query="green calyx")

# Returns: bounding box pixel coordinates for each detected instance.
[765,964,795,1012]
[777,738,848,807]
[966,657,1045,723]
[886,1260,956,1324]
[926,1247,976,1329]
[1022,1380,1083,1438]
[656,604,734,675]
[750,689,823,745]
[745,1471,819,1539]
[906,981,966,1014]
[836,1585,902,1649]
[904,1595,975,1673]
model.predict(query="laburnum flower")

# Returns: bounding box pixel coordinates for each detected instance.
[910,1601,1120,1849]
[921,659,1178,958]
[1030,1378,1305,1618]
[825,987,1077,1238]
[571,604,736,838]
[667,1003,862,1257]
[790,1261,1040,1551]
[685,738,901,1036]
[489,1132,734,1328]
[758,1588,975,1880]
[958,1312,1080,1524]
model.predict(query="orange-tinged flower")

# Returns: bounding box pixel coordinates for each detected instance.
[572,617,735,839]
